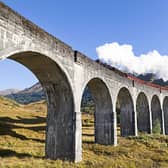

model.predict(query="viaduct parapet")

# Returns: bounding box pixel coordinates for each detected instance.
[0,2,168,162]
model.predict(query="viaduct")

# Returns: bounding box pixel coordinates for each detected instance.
[0,2,168,162]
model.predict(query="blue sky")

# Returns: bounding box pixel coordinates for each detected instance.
[0,0,168,90]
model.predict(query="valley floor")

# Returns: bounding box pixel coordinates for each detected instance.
[0,97,168,168]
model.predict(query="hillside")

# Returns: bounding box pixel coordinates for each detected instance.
[5,83,46,104]
[1,97,168,167]
[18,82,43,94]
[0,96,21,110]
[0,89,20,96]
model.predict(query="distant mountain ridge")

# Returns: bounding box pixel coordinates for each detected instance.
[18,82,43,94]
[137,73,168,86]
[5,82,45,104]
[0,89,20,96]
[1,72,168,105]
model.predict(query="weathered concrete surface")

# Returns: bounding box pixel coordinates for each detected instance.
[0,2,168,162]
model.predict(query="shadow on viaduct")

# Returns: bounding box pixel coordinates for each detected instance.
[0,2,168,162]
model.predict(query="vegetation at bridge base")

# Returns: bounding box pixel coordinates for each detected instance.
[1,96,168,168]
[153,119,161,134]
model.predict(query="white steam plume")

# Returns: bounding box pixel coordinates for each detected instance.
[96,42,168,81]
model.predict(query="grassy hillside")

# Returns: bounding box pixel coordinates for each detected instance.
[6,91,46,104]
[0,96,168,167]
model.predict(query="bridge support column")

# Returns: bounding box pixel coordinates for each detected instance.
[74,111,82,162]
[149,103,153,134]
[113,104,117,146]
[132,89,138,136]
[160,95,165,135]
[161,108,165,135]
[44,83,76,161]
[134,104,138,136]
[95,110,114,145]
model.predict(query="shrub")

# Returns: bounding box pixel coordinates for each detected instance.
[153,119,161,134]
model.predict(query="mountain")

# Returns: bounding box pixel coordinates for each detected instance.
[0,89,20,96]
[5,82,45,104]
[18,82,43,94]
[137,73,168,86]
[137,73,156,82]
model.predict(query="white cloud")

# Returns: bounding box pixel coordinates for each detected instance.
[96,42,168,81]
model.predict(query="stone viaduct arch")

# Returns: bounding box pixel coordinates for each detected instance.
[136,92,150,133]
[151,95,162,133]
[3,51,75,160]
[163,96,168,134]
[116,87,135,136]
[1,2,168,162]
[81,78,113,145]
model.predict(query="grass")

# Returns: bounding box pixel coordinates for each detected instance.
[0,96,168,167]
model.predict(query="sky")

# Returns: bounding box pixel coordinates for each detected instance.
[0,0,168,90]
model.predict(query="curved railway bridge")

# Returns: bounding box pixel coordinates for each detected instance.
[0,2,168,162]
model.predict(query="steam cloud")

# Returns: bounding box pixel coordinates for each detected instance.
[96,42,168,81]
